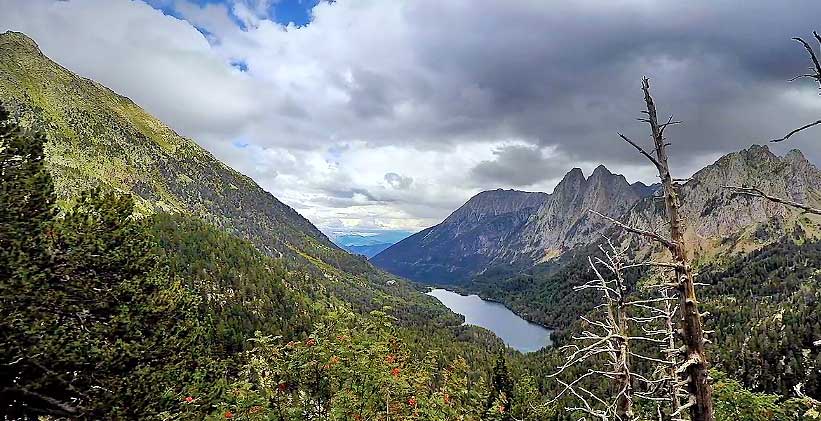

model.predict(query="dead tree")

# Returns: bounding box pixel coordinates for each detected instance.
[549,239,682,420]
[606,77,714,421]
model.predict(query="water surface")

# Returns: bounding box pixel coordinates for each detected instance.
[428,289,552,352]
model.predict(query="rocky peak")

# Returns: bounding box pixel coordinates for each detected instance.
[516,165,642,259]
[590,164,613,178]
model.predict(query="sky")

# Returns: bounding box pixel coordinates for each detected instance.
[2,0,821,237]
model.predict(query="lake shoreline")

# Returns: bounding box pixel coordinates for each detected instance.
[427,288,554,353]
[426,285,557,332]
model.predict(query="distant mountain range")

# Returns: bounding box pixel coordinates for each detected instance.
[331,231,412,258]
[372,146,821,285]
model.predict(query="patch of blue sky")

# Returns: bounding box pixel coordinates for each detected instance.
[145,0,322,28]
[230,59,249,72]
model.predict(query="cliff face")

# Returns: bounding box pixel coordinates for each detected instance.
[372,166,649,283]
[515,165,646,261]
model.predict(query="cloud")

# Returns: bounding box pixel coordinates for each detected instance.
[470,144,568,187]
[384,172,413,190]
[3,0,821,233]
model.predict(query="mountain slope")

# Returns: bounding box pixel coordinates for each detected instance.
[624,145,821,258]
[371,189,548,284]
[0,31,361,272]
[372,166,651,284]
[467,145,821,329]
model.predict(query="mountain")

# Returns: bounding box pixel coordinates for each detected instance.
[465,145,821,329]
[372,166,652,284]
[624,145,821,255]
[342,242,394,258]
[0,31,361,271]
[513,165,649,261]
[371,189,548,283]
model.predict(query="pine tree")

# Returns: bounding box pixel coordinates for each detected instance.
[0,103,65,416]
[486,352,514,421]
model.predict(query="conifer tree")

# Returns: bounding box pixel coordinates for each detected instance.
[486,352,514,421]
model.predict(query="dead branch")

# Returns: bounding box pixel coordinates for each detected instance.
[618,132,664,171]
[792,34,821,88]
[770,119,821,143]
[589,209,675,250]
[724,185,821,216]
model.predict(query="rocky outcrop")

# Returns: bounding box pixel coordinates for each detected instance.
[515,165,645,260]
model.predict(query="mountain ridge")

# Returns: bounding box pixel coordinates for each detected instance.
[371,166,649,283]
[373,144,821,285]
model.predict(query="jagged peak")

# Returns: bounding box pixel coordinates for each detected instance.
[565,167,584,178]
[741,144,777,159]
[704,144,807,171]
[590,164,612,177]
[0,31,42,53]
[784,148,809,163]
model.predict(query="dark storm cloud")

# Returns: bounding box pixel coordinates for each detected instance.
[469,144,567,187]
[330,0,821,166]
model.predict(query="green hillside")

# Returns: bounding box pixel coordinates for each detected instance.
[0,30,353,272]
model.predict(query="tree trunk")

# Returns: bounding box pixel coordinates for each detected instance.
[642,77,714,421]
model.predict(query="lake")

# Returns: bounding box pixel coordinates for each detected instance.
[428,289,553,353]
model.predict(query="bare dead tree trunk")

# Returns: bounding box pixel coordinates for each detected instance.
[610,248,633,420]
[610,78,713,420]
[640,78,713,421]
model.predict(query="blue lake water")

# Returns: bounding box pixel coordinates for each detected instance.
[428,289,553,353]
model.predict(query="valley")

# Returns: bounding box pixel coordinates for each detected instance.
[2,17,821,421]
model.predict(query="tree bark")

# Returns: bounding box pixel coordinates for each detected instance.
[641,77,714,421]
